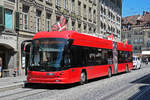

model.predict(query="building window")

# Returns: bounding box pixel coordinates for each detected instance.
[64,0,68,9]
[148,32,150,38]
[128,34,131,38]
[89,27,92,33]
[65,18,69,29]
[93,10,96,22]
[56,0,59,6]
[134,39,138,44]
[72,21,75,30]
[46,0,52,5]
[83,4,86,18]
[146,23,150,27]
[72,0,75,12]
[46,13,51,31]
[139,31,143,35]
[93,0,96,5]
[117,16,120,23]
[134,46,137,50]
[93,28,96,33]
[78,1,81,15]
[101,22,104,29]
[147,41,150,47]
[36,10,41,32]
[101,6,104,14]
[140,38,143,43]
[23,14,28,30]
[89,7,92,20]
[104,24,106,30]
[22,5,29,30]
[138,46,141,50]
[8,0,15,3]
[134,31,138,35]
[78,24,81,33]
[104,8,106,15]
[56,16,60,22]
[84,25,87,33]
[5,9,12,30]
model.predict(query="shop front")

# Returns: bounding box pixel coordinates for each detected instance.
[0,34,17,77]
[142,51,150,63]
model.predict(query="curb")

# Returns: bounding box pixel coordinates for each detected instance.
[0,82,24,92]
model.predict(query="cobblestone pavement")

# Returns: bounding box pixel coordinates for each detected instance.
[0,64,150,100]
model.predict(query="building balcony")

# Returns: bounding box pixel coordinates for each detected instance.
[77,15,82,20]
[89,0,92,3]
[63,9,70,16]
[83,15,87,20]
[71,12,76,18]
[46,0,52,6]
[56,4,61,10]
[142,47,150,51]
[88,18,92,22]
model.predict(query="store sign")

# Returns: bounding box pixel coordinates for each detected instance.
[0,35,13,40]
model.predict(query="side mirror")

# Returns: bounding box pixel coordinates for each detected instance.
[64,39,74,51]
[63,39,73,67]
[64,55,71,66]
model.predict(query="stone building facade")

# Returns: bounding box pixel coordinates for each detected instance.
[0,0,18,77]
[98,0,122,41]
[122,12,150,57]
[0,0,122,77]
[17,0,98,76]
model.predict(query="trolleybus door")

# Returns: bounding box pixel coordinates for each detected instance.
[113,41,118,74]
[21,40,32,75]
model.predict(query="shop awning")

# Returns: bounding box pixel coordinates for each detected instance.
[142,51,150,55]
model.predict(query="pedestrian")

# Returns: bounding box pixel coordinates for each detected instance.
[0,57,2,77]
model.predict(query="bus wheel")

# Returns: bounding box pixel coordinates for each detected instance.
[126,65,129,72]
[108,67,112,78]
[80,71,87,85]
[24,83,33,88]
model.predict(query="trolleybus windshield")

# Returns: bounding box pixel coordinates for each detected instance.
[30,38,66,71]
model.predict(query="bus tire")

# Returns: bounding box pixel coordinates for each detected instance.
[24,83,36,88]
[24,83,32,88]
[108,67,112,78]
[80,71,87,85]
[126,65,129,72]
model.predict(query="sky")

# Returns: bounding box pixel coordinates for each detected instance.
[122,0,150,17]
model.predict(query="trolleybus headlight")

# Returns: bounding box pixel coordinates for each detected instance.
[56,80,60,82]
[46,73,55,76]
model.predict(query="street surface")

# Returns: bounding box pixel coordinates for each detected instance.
[0,64,150,100]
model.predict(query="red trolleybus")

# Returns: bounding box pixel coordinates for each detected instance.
[21,31,133,85]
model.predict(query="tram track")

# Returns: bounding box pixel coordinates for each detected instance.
[0,65,150,100]
[0,87,49,100]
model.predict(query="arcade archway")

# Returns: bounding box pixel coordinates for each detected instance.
[0,43,16,77]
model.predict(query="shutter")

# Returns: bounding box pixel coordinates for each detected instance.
[15,11,20,31]
[0,6,4,29]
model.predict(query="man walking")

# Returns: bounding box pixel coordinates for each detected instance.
[0,57,2,77]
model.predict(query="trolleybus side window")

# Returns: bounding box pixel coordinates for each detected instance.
[118,51,132,63]
[70,45,113,67]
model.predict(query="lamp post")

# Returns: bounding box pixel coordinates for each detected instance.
[16,0,20,76]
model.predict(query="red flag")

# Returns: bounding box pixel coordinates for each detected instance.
[124,40,128,45]
[51,23,59,31]
[107,34,114,40]
[51,18,67,31]
[60,18,66,27]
